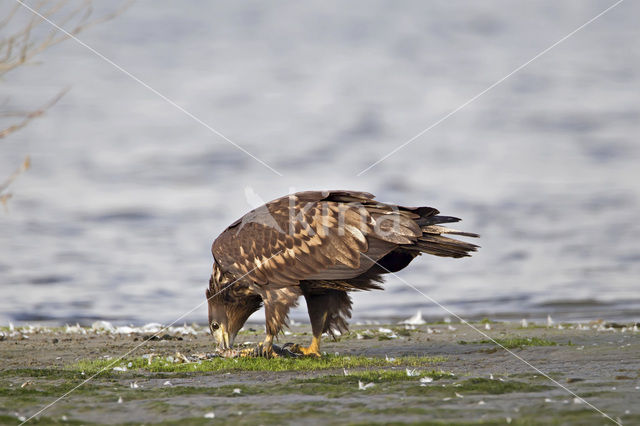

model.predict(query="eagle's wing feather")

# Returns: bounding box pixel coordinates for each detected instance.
[212,191,379,287]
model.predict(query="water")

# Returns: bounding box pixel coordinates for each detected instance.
[1,1,639,325]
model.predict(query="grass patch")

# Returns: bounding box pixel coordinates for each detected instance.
[459,336,558,349]
[0,368,84,380]
[149,410,329,426]
[391,327,412,337]
[404,377,552,397]
[0,381,108,399]
[0,414,89,425]
[455,377,552,394]
[280,369,456,398]
[297,369,454,385]
[288,374,548,399]
[114,384,262,400]
[510,408,637,425]
[69,354,445,374]
[508,371,564,381]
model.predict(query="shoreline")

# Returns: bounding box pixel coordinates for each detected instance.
[3,307,639,330]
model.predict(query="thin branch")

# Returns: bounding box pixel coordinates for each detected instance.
[0,87,69,139]
[0,155,30,209]
[0,0,133,76]
[0,4,20,30]
[0,1,132,205]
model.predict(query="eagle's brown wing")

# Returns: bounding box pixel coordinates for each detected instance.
[211,190,422,287]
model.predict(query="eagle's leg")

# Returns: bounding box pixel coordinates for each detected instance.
[288,335,322,357]
[287,289,352,357]
[288,292,327,357]
[255,288,300,358]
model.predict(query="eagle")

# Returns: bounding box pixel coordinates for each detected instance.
[206,190,478,357]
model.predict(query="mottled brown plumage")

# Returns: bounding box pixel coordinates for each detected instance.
[206,190,478,356]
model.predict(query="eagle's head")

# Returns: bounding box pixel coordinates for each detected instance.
[206,264,262,350]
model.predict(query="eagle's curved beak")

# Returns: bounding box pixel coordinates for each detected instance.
[214,324,234,350]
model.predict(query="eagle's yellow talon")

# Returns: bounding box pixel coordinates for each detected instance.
[297,345,321,357]
[285,338,321,357]
[252,342,285,359]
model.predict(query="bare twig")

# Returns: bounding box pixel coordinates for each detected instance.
[0,155,30,209]
[0,0,132,205]
[0,87,68,139]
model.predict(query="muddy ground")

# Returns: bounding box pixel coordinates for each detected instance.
[1,320,639,425]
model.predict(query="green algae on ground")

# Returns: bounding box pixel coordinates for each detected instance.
[297,369,455,385]
[391,327,412,336]
[0,379,110,405]
[454,378,552,394]
[3,369,453,405]
[403,377,553,398]
[0,368,85,380]
[69,354,445,374]
[113,383,263,400]
[458,336,558,349]
[259,369,460,399]
[0,414,89,425]
[281,375,551,400]
[148,410,331,426]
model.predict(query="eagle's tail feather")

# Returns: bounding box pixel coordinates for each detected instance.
[411,234,478,258]
[408,211,479,258]
[422,224,480,238]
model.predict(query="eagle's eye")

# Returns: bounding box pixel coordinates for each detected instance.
[210,321,220,331]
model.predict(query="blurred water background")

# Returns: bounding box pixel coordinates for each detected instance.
[1,0,639,326]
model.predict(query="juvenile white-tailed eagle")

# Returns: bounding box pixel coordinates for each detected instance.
[207,190,478,357]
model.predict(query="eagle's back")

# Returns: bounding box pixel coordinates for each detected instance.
[211,190,478,290]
